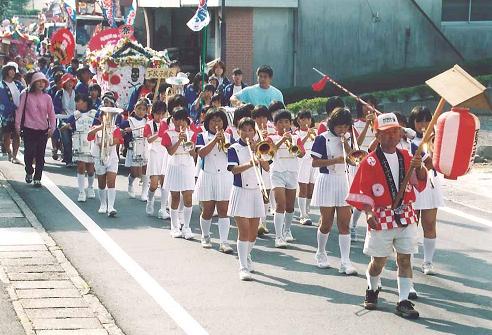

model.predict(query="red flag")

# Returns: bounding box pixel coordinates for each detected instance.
[312,76,329,92]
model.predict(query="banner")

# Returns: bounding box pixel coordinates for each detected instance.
[63,0,77,22]
[125,0,137,26]
[186,0,210,32]
[100,0,117,28]
[88,28,135,52]
[50,28,75,65]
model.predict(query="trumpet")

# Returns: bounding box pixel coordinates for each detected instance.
[308,128,317,141]
[345,126,368,166]
[216,127,230,152]
[181,126,195,152]
[99,107,123,165]
[245,138,270,203]
[255,124,276,161]
[285,137,301,157]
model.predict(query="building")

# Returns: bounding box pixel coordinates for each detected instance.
[137,0,492,89]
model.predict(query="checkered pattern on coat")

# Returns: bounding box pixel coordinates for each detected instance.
[370,205,418,231]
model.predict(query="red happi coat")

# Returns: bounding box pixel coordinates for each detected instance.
[346,148,427,231]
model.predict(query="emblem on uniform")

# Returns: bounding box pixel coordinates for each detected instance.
[367,156,376,166]
[372,183,384,197]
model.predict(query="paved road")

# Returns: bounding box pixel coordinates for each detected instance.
[0,155,491,335]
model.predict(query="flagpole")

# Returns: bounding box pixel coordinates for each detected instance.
[201,26,208,91]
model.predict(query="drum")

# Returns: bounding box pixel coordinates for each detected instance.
[72,131,91,160]
[131,137,148,164]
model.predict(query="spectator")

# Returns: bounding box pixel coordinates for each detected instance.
[222,68,247,106]
[127,78,157,112]
[230,65,283,107]
[184,73,207,112]
[37,57,49,76]
[209,60,230,92]
[75,66,93,96]
[89,84,102,110]
[15,72,56,187]
[67,58,80,76]
[191,84,215,122]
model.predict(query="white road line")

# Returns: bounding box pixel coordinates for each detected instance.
[27,171,207,334]
[441,206,492,228]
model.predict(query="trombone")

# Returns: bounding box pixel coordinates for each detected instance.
[245,138,270,203]
[216,127,230,152]
[181,126,195,152]
[285,137,301,157]
[346,126,368,166]
[255,124,276,161]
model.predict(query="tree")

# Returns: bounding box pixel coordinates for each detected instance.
[0,0,9,18]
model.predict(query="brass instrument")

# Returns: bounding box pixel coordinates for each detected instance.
[99,107,123,165]
[255,124,276,161]
[308,128,317,141]
[346,126,368,166]
[216,127,230,152]
[285,137,301,157]
[181,126,195,152]
[245,138,270,203]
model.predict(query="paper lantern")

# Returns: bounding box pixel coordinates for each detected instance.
[432,107,480,180]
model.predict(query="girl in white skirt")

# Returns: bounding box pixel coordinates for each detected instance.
[311,107,357,275]
[228,117,270,281]
[144,100,170,219]
[409,106,444,276]
[64,95,97,202]
[295,110,317,226]
[161,108,197,240]
[121,97,149,201]
[196,108,234,253]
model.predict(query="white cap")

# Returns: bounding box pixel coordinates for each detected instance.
[3,61,18,73]
[374,112,401,131]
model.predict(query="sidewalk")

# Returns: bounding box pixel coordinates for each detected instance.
[0,173,124,335]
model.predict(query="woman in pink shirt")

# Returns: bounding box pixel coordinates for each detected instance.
[15,72,56,187]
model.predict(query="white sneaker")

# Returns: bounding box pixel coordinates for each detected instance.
[274,238,288,248]
[219,243,234,254]
[157,209,170,220]
[284,230,295,242]
[201,236,212,248]
[140,192,148,202]
[98,204,107,214]
[422,262,436,275]
[339,262,358,275]
[146,198,155,215]
[87,187,96,199]
[247,255,254,273]
[77,191,86,202]
[239,268,252,281]
[107,208,117,217]
[315,252,330,269]
[128,185,135,198]
[182,228,194,240]
[170,228,183,238]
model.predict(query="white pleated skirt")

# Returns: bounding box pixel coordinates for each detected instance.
[195,171,233,201]
[228,186,265,218]
[261,169,272,190]
[311,173,350,207]
[74,154,94,164]
[414,173,444,210]
[164,164,196,192]
[146,150,168,176]
[298,157,317,184]
[124,149,148,167]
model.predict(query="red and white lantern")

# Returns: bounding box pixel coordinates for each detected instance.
[432,107,480,180]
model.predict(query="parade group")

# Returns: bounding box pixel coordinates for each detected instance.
[0,53,445,320]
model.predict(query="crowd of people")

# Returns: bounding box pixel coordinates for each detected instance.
[0,55,444,320]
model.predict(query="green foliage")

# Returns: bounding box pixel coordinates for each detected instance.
[3,0,37,17]
[0,0,9,18]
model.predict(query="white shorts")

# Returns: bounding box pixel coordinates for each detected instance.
[94,157,118,175]
[146,150,167,176]
[363,223,418,257]
[270,170,298,190]
[74,154,94,164]
[195,171,232,202]
[228,186,265,218]
[311,173,349,207]
[164,164,195,192]
[298,157,317,184]
[261,169,272,190]
[414,173,444,210]
[124,149,148,167]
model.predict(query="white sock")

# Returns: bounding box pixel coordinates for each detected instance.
[284,211,294,233]
[98,188,107,207]
[87,174,94,188]
[270,193,276,211]
[306,198,312,214]
[141,175,149,195]
[148,190,155,201]
[170,209,179,230]
[128,174,135,186]
[107,188,116,209]
[423,238,436,264]
[263,203,269,218]
[397,277,412,302]
[298,197,307,218]
[217,217,230,243]
[316,229,329,254]
[237,240,249,270]
[178,197,184,222]
[77,174,85,193]
[248,240,256,255]
[183,206,192,229]
[273,212,285,239]
[352,209,362,229]
[366,270,380,291]
[338,234,351,265]
[200,217,212,238]
[160,187,169,210]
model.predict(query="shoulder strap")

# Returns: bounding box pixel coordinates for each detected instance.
[20,91,29,129]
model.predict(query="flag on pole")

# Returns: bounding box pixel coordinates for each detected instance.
[125,0,137,26]
[312,75,329,92]
[100,0,117,28]
[187,0,210,32]
[63,0,77,23]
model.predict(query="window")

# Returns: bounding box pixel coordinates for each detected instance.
[442,0,492,22]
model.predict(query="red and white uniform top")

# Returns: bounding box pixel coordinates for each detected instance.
[353,118,375,152]
[144,119,166,154]
[161,128,197,166]
[346,149,427,231]
[87,128,124,160]
[267,132,305,173]
[225,126,240,141]
[295,127,315,157]
[317,121,328,135]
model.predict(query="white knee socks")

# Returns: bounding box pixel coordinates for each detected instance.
[148,190,155,201]
[423,238,436,263]
[98,188,107,207]
[284,212,294,233]
[170,209,179,230]
[298,197,307,218]
[141,175,149,196]
[160,187,169,210]
[107,188,116,210]
[128,174,135,186]
[317,230,329,254]
[397,277,412,302]
[248,240,256,255]
[273,213,285,239]
[77,174,85,193]
[200,217,212,238]
[87,174,94,189]
[183,206,192,229]
[237,240,249,270]
[218,217,230,243]
[366,270,380,291]
[306,198,312,215]
[338,234,351,265]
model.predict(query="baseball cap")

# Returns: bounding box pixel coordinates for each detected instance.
[374,112,401,131]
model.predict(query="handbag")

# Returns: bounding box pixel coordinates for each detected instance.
[19,91,29,138]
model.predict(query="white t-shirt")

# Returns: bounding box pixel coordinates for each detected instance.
[383,152,399,191]
[5,81,20,106]
[233,85,243,95]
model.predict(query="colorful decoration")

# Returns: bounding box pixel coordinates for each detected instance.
[187,0,210,32]
[125,0,138,26]
[432,107,481,180]
[50,28,75,65]
[100,0,117,28]
[88,28,136,52]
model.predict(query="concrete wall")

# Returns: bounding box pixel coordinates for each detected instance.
[252,7,294,89]
[442,23,492,60]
